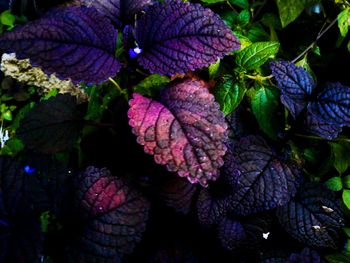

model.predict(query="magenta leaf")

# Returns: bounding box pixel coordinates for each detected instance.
[0,6,120,84]
[71,166,150,262]
[134,0,240,75]
[128,78,228,186]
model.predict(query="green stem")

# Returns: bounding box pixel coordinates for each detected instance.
[109,77,123,93]
[246,74,273,81]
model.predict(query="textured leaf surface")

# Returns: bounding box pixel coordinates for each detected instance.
[0,6,120,84]
[128,78,228,186]
[236,41,280,71]
[82,0,153,24]
[71,166,150,262]
[224,135,303,216]
[133,74,170,97]
[17,94,82,153]
[270,61,315,118]
[277,183,345,248]
[135,0,240,75]
[286,248,324,263]
[309,82,350,126]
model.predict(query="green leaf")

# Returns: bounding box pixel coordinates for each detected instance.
[229,0,249,9]
[330,142,350,174]
[209,59,221,79]
[237,9,250,26]
[0,10,15,28]
[247,84,280,139]
[247,24,270,42]
[213,75,246,115]
[276,0,319,28]
[347,41,350,53]
[344,227,350,238]
[343,175,350,189]
[40,211,50,233]
[0,137,24,156]
[134,74,170,98]
[326,252,350,263]
[200,0,225,4]
[338,8,350,37]
[236,41,280,71]
[343,189,350,210]
[325,176,343,191]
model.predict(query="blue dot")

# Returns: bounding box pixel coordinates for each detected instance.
[24,165,36,174]
[129,47,142,58]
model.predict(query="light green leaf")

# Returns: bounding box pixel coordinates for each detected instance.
[229,0,249,9]
[343,175,350,189]
[343,189,350,210]
[213,75,246,115]
[338,8,350,37]
[236,41,280,71]
[133,74,170,98]
[209,59,221,79]
[330,142,350,174]
[276,0,319,28]
[0,10,15,28]
[325,176,343,191]
[247,84,280,139]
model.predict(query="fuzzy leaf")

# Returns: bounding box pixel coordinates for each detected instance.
[236,41,280,71]
[224,135,303,216]
[134,0,240,75]
[16,94,83,153]
[71,166,150,262]
[0,6,120,84]
[277,183,345,248]
[82,0,153,24]
[309,82,350,126]
[213,76,246,116]
[270,61,316,118]
[128,78,228,186]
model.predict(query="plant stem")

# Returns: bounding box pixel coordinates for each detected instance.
[246,74,273,81]
[292,16,338,63]
[109,77,123,93]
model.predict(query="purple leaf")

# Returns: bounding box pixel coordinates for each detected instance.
[81,0,153,25]
[309,82,350,126]
[277,183,345,248]
[286,248,324,263]
[134,0,240,75]
[71,166,150,262]
[224,135,303,216]
[304,110,342,140]
[0,6,120,84]
[270,61,316,118]
[128,78,228,187]
[160,177,197,214]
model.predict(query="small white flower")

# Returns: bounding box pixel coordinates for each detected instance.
[0,124,9,149]
[262,232,270,239]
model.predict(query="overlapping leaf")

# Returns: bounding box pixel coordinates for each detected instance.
[286,248,324,263]
[277,183,345,248]
[224,135,303,216]
[128,78,228,186]
[17,94,83,153]
[0,6,120,84]
[70,166,150,262]
[304,111,342,140]
[134,0,240,75]
[270,61,315,118]
[82,0,153,24]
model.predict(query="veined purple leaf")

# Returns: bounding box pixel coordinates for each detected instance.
[304,110,342,140]
[128,78,228,187]
[277,183,345,248]
[72,166,150,262]
[286,248,324,263]
[0,6,120,84]
[81,0,152,25]
[134,0,240,75]
[270,61,316,118]
[309,82,350,126]
[224,136,303,216]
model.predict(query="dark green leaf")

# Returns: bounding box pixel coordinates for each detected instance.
[16,94,83,153]
[237,9,250,26]
[201,0,225,4]
[247,84,280,139]
[325,177,343,191]
[330,142,350,174]
[0,138,24,156]
[343,175,350,189]
[276,0,319,28]
[343,189,350,210]
[229,0,249,9]
[246,24,270,42]
[344,228,350,238]
[133,74,170,98]
[325,252,350,263]
[236,41,280,70]
[213,75,246,115]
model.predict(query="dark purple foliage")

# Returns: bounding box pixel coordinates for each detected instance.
[224,136,303,216]
[270,61,315,118]
[286,248,324,263]
[0,6,120,84]
[150,246,199,263]
[128,78,228,187]
[304,111,342,140]
[309,82,350,126]
[277,183,345,248]
[69,166,150,262]
[134,0,240,75]
[81,0,152,25]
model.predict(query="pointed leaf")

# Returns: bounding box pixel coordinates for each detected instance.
[0,6,120,84]
[224,135,303,216]
[16,94,83,153]
[134,0,240,75]
[236,41,280,71]
[277,183,345,248]
[128,78,228,186]
[309,82,350,126]
[270,61,316,118]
